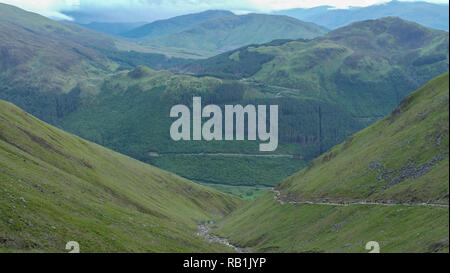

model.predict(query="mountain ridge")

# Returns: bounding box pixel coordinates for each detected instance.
[126,11,327,55]
[274,1,449,30]
[122,10,234,39]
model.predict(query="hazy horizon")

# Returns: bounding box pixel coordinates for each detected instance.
[0,0,448,23]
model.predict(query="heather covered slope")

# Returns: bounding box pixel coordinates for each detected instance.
[214,73,449,253]
[0,99,243,252]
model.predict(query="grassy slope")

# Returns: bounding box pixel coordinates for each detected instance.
[0,99,244,252]
[143,13,327,55]
[214,73,449,253]
[279,73,449,204]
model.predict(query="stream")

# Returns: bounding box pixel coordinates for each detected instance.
[196,223,248,253]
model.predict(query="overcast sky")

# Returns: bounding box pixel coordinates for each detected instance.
[1,0,449,22]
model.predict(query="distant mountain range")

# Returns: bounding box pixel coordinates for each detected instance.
[120,11,327,55]
[273,0,449,30]
[121,10,233,39]
[80,21,147,36]
[184,17,449,118]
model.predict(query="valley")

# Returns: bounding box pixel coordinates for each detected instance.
[0,1,448,253]
[0,99,243,252]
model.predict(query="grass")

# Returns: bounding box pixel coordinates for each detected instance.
[0,99,244,252]
[151,154,305,187]
[214,73,449,253]
[215,192,449,253]
[197,183,270,201]
[278,72,449,204]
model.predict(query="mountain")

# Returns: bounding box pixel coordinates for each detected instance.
[80,21,147,36]
[185,17,449,118]
[0,99,243,252]
[214,72,449,253]
[0,3,118,94]
[2,9,448,191]
[122,10,234,39]
[274,1,449,31]
[0,3,198,124]
[1,5,448,196]
[127,12,327,55]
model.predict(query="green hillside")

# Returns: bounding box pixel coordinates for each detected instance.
[186,17,449,119]
[0,3,198,124]
[214,73,449,253]
[122,10,234,39]
[140,13,327,55]
[0,99,243,252]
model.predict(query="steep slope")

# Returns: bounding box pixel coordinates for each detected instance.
[0,99,243,252]
[139,13,327,55]
[214,73,449,253]
[274,1,449,31]
[187,17,448,119]
[122,10,234,39]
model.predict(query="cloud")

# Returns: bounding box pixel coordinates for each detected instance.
[1,0,448,22]
[0,0,80,20]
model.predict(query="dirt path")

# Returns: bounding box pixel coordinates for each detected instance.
[196,223,248,253]
[272,190,449,208]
